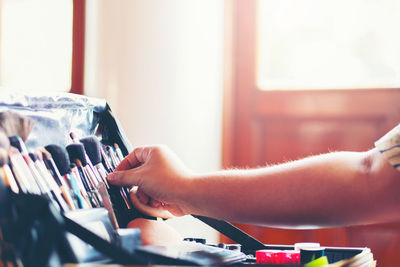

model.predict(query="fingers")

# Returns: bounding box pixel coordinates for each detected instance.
[133,187,163,208]
[110,147,153,185]
[115,146,154,171]
[150,198,163,208]
[107,169,139,187]
[129,188,174,219]
[115,150,140,171]
[137,187,150,205]
[111,146,161,186]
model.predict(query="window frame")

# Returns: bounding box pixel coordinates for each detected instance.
[70,0,85,95]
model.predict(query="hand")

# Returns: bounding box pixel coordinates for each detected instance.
[107,145,192,217]
[127,218,183,245]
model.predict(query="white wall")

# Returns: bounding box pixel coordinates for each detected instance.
[85,0,224,243]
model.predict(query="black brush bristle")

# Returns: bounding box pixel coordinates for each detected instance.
[28,152,37,162]
[80,136,102,165]
[66,143,87,166]
[45,144,71,176]
[9,136,28,154]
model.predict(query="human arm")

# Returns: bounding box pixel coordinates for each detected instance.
[107,145,400,229]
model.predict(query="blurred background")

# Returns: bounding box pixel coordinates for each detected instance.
[1,0,400,265]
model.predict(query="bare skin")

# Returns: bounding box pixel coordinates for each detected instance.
[127,218,182,245]
[108,145,400,229]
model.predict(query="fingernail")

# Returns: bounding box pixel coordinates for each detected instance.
[107,173,116,181]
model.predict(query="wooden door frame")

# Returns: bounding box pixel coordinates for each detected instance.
[71,0,85,95]
[222,0,258,168]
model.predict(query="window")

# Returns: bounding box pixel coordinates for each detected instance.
[0,0,73,92]
[257,0,400,90]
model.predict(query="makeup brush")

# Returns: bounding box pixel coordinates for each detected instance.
[45,144,90,209]
[66,143,99,187]
[69,162,93,208]
[57,141,119,227]
[105,145,132,203]
[100,145,113,173]
[8,146,41,194]
[18,151,67,211]
[73,158,101,208]
[69,132,78,143]
[41,148,76,210]
[80,136,109,185]
[80,137,133,210]
[0,131,10,149]
[80,136,140,227]
[0,111,35,141]
[9,136,28,155]
[113,143,124,162]
[32,150,70,212]
[106,145,120,168]
[9,136,50,196]
[28,152,65,211]
[66,143,102,208]
[0,132,16,192]
[0,148,19,194]
[45,145,80,208]
[21,152,51,195]
[71,133,105,188]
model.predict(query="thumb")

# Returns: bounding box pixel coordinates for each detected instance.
[107,169,140,187]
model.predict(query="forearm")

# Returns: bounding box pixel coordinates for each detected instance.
[183,149,400,228]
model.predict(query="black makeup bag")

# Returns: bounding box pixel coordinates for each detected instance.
[0,93,148,266]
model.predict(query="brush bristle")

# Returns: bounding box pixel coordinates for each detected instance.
[40,148,52,161]
[66,143,87,166]
[0,131,10,149]
[80,136,102,165]
[28,152,37,162]
[0,111,35,141]
[69,132,77,141]
[9,136,28,154]
[45,144,71,176]
[35,150,43,161]
[0,148,8,167]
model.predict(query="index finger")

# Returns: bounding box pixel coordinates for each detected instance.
[115,150,141,171]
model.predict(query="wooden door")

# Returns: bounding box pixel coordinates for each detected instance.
[221,1,400,265]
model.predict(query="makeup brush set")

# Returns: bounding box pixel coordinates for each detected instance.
[3,123,134,228]
[0,93,153,266]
